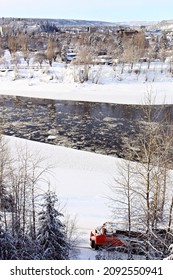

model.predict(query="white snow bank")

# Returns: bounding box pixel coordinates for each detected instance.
[0,55,173,104]
[0,79,173,104]
[6,136,119,245]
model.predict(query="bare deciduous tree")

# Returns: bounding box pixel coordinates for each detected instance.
[33,52,47,68]
[110,92,173,259]
[8,36,17,54]
[46,38,56,66]
[65,214,80,259]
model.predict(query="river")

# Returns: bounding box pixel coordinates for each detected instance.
[0,95,173,158]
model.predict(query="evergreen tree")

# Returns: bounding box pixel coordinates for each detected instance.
[37,191,69,260]
[14,230,40,260]
[0,223,18,260]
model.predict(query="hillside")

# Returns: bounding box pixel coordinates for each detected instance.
[151,19,173,30]
[0,17,157,28]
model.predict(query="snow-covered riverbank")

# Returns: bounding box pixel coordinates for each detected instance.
[0,59,173,104]
[0,78,173,104]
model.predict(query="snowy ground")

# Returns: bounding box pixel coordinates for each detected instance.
[0,75,173,105]
[6,135,117,247]
[0,54,173,104]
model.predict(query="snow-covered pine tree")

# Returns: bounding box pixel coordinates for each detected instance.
[36,191,69,260]
[0,222,18,260]
[14,230,40,260]
[163,244,173,260]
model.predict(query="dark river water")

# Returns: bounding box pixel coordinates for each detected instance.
[0,95,173,157]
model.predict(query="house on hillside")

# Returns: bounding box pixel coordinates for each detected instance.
[93,55,113,65]
[117,28,138,37]
[65,48,77,62]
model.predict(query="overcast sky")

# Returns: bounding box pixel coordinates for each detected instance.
[1,0,173,22]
